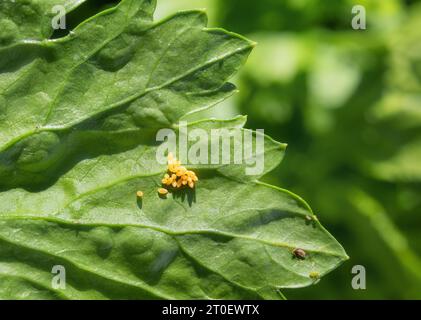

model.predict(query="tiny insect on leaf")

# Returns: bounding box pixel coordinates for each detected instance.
[293,248,307,260]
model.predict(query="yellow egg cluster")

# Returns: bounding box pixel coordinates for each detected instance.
[161,153,198,189]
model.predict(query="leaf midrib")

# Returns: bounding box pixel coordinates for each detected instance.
[0,214,346,259]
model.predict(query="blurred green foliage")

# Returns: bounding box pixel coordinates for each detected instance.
[157,0,421,299]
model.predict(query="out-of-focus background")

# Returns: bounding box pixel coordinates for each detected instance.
[154,0,421,299]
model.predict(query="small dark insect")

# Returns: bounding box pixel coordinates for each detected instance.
[293,248,307,260]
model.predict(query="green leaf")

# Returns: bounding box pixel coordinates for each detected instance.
[0,0,347,299]
[0,0,88,46]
